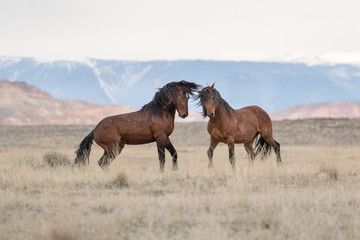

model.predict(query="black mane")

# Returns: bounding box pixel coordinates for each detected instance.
[141,80,200,117]
[195,86,235,117]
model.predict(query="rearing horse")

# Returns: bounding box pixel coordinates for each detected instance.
[74,81,199,171]
[196,83,281,168]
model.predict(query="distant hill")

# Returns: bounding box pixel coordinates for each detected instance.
[1,57,360,112]
[271,101,360,120]
[0,79,134,125]
[1,79,359,125]
[0,79,204,125]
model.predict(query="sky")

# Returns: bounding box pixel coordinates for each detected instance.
[1,0,360,61]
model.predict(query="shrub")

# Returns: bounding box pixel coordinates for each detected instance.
[108,172,129,188]
[43,151,71,168]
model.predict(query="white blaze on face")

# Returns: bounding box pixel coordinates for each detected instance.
[185,92,189,99]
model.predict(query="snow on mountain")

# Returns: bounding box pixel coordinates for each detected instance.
[276,52,360,66]
[321,52,360,66]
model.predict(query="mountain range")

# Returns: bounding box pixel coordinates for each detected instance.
[1,56,360,113]
[0,79,359,125]
[271,101,360,120]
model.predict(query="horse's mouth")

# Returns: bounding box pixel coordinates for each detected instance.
[207,112,215,119]
[178,113,188,118]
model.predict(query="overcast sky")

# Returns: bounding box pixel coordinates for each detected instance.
[1,0,359,61]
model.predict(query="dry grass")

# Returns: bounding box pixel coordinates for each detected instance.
[1,120,360,239]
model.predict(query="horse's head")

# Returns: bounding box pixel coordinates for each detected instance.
[173,81,200,118]
[141,81,199,119]
[174,85,190,118]
[196,83,217,118]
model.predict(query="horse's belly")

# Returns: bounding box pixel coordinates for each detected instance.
[235,123,257,143]
[122,133,155,145]
[234,135,248,143]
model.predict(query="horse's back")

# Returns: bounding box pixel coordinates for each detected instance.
[237,105,272,128]
[93,110,177,145]
[94,110,154,145]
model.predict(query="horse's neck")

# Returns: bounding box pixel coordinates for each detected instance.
[213,103,231,122]
[164,104,176,120]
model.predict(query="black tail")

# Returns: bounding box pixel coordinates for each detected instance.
[74,130,94,166]
[253,132,272,160]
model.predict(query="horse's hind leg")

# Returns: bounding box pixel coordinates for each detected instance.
[98,152,110,168]
[244,143,255,163]
[273,140,281,163]
[98,142,125,168]
[261,133,282,163]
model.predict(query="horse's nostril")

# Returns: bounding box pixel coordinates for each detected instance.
[182,114,187,118]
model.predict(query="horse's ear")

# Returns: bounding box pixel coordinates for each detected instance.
[209,83,215,92]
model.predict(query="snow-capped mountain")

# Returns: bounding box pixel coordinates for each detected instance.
[1,56,360,113]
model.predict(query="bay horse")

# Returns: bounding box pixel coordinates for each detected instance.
[195,83,281,168]
[74,81,199,171]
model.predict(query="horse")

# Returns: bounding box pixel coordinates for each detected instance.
[74,80,200,171]
[195,83,281,169]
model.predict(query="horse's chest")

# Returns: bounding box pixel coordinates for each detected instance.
[209,127,229,142]
[153,121,174,137]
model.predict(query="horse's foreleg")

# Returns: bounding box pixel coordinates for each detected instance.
[165,140,178,171]
[156,138,167,172]
[227,139,235,169]
[208,137,219,168]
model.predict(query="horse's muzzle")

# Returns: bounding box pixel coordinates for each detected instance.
[207,112,215,118]
[179,113,188,118]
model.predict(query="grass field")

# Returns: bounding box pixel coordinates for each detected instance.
[0,119,360,239]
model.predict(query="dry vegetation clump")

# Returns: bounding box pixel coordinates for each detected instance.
[25,151,71,169]
[106,171,129,189]
[43,151,71,168]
